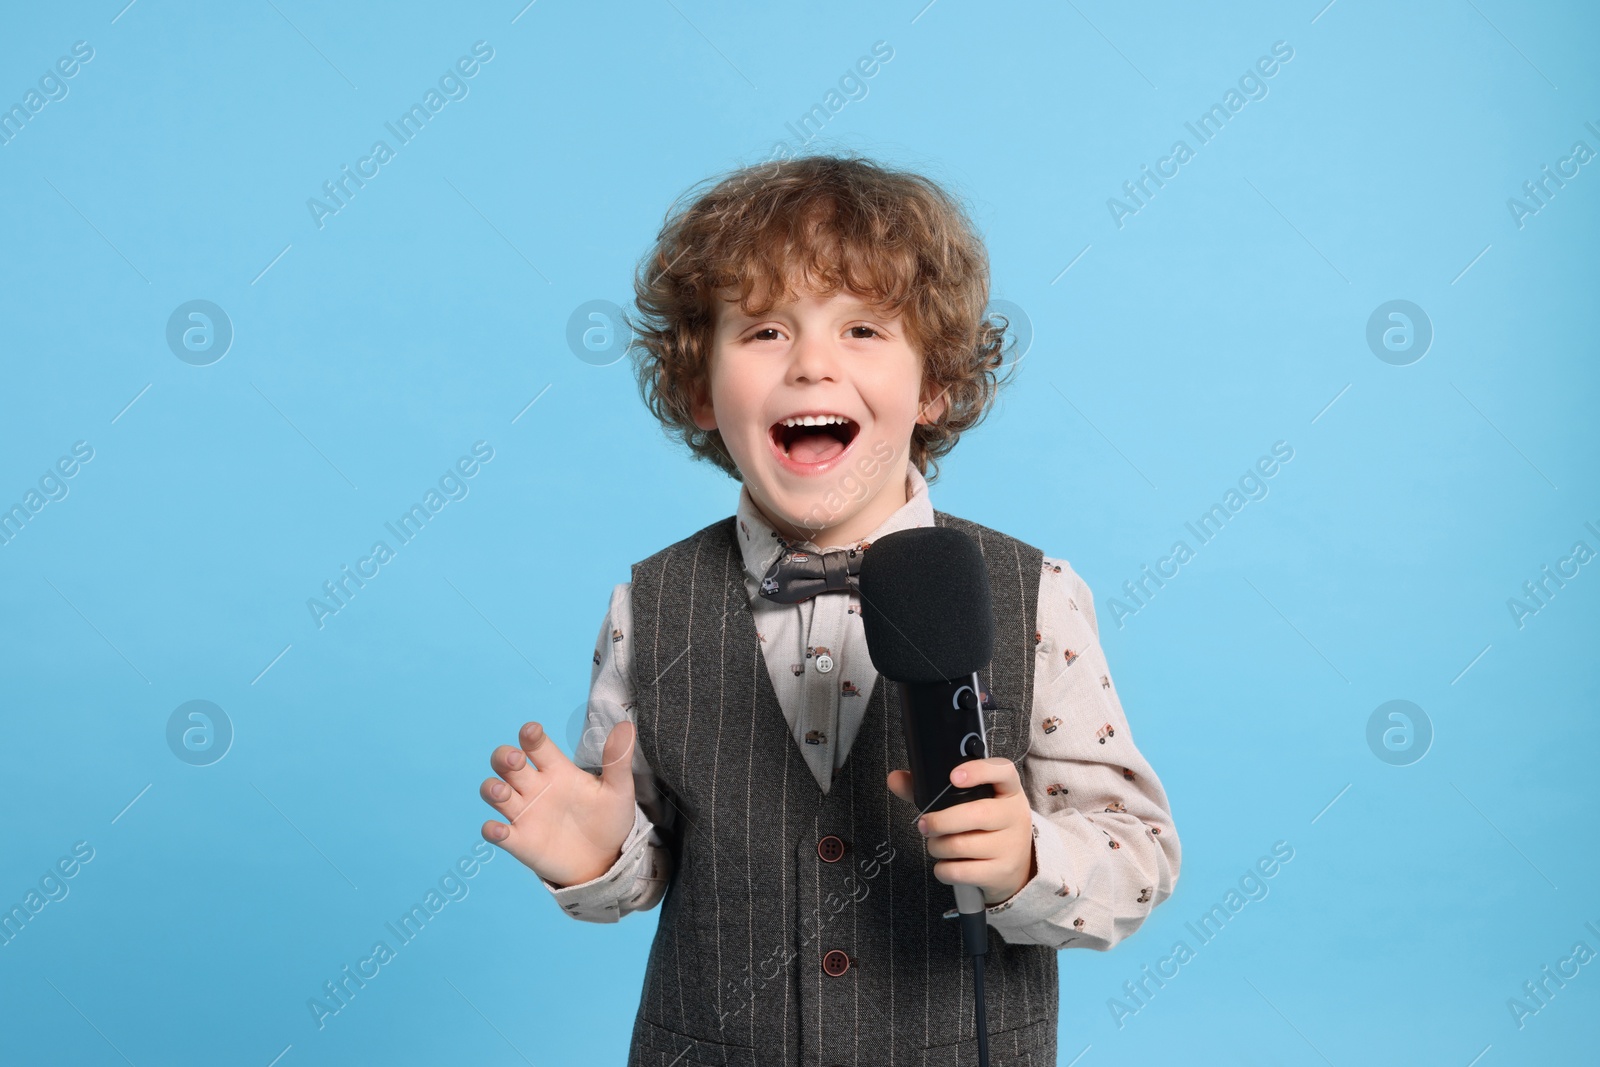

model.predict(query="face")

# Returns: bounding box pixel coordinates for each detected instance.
[691,285,947,547]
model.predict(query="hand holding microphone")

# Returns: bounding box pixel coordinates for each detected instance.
[886,757,1037,907]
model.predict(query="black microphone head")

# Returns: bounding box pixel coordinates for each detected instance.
[858,526,994,683]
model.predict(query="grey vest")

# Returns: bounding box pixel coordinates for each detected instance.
[627,510,1058,1067]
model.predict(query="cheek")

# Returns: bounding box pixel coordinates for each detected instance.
[717,380,760,429]
[709,363,779,443]
[886,389,929,430]
[857,366,920,422]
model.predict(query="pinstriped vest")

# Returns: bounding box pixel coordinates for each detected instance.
[627,510,1058,1067]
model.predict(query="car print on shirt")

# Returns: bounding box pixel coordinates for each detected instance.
[840,680,859,696]
[592,648,601,667]
[1121,766,1136,781]
[739,519,750,541]
[1137,886,1152,904]
[1041,716,1061,734]
[1043,562,1062,575]
[804,729,827,746]
[1100,674,1111,689]
[757,549,817,597]
[1096,722,1115,744]
[791,663,804,676]
[611,628,624,643]
[1103,799,1127,813]
[1063,648,1079,666]
[1072,917,1085,930]
[1046,783,1068,796]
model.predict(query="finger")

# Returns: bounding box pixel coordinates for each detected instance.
[920,797,1010,837]
[950,755,1022,795]
[521,720,576,774]
[491,743,539,797]
[926,829,1005,862]
[931,857,999,888]
[481,818,512,846]
[886,769,914,804]
[483,764,555,831]
[479,775,527,822]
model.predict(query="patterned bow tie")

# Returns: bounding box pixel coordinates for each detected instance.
[758,542,869,604]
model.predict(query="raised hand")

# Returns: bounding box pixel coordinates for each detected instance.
[480,719,638,888]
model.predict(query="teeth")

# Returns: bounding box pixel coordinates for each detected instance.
[779,414,849,427]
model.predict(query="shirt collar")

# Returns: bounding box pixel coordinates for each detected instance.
[733,460,934,588]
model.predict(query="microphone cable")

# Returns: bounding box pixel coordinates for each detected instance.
[958,898,991,1067]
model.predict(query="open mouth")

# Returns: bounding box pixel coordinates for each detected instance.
[769,413,860,467]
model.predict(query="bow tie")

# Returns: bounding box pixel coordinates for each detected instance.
[758,542,869,604]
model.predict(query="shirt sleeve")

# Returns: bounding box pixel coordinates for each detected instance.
[981,557,1182,949]
[537,581,677,923]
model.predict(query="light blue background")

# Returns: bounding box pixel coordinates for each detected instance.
[2,1,1596,1064]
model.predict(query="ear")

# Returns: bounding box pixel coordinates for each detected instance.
[916,379,949,426]
[688,380,717,432]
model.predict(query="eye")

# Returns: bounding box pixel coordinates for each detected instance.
[848,325,881,339]
[749,327,782,342]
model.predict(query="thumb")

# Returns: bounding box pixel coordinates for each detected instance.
[597,720,638,797]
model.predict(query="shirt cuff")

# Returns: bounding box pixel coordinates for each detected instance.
[982,808,1080,941]
[538,804,655,923]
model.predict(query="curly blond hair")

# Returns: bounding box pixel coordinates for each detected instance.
[623,154,1013,483]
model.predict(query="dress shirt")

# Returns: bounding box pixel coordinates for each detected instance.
[539,462,1181,950]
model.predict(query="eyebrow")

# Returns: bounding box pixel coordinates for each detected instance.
[720,297,889,326]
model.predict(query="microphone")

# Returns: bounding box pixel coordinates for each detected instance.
[859,525,998,1062]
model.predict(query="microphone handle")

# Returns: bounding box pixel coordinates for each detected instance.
[897,673,996,813]
[953,884,987,916]
[896,674,995,934]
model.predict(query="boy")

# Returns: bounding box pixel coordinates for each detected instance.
[479,155,1181,1065]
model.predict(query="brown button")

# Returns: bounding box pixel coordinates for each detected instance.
[816,835,846,863]
[822,949,850,977]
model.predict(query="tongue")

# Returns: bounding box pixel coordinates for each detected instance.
[789,430,846,465]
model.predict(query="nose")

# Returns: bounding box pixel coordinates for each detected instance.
[787,330,839,385]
